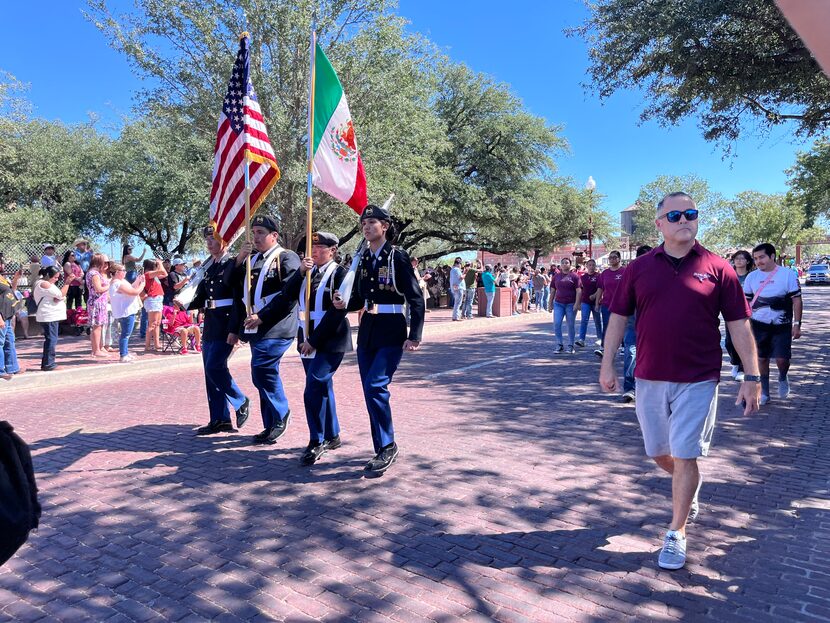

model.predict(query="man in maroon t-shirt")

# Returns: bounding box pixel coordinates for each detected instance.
[599,192,760,571]
[594,251,625,357]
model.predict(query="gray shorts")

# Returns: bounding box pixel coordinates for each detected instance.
[635,380,719,459]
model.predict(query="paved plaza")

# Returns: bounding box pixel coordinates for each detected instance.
[1,292,828,622]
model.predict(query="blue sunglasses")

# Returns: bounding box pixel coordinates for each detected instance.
[659,209,699,223]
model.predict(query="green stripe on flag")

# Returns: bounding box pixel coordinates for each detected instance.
[313,43,344,154]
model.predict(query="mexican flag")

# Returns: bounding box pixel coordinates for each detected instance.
[312,43,368,214]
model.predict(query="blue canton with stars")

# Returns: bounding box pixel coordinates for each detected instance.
[223,37,259,134]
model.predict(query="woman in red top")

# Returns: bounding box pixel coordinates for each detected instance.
[162,302,202,355]
[61,250,84,310]
[142,258,167,352]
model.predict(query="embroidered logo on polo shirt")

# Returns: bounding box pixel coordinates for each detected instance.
[693,272,712,283]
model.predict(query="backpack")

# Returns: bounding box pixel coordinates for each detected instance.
[0,421,41,567]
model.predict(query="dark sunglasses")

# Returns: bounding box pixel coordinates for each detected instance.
[659,209,699,223]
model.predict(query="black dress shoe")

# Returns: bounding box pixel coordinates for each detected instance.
[236,397,250,429]
[299,442,327,466]
[252,428,271,444]
[262,412,290,444]
[364,442,398,476]
[324,435,341,450]
[196,421,236,435]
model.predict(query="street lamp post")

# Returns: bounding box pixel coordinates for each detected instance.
[585,176,596,259]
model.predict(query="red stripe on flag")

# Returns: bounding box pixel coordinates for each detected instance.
[346,154,368,214]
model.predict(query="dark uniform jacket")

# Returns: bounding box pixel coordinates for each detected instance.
[346,241,425,349]
[283,262,352,353]
[230,246,300,343]
[186,254,239,342]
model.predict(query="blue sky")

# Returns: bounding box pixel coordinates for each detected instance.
[0,0,813,223]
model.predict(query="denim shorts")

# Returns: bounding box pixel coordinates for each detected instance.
[635,380,718,459]
[143,295,163,313]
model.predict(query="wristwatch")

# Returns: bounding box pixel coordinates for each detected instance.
[793,321,801,325]
[743,374,761,382]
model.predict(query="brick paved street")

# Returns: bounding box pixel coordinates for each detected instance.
[1,291,828,622]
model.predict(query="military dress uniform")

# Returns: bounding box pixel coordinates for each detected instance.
[283,232,352,464]
[186,230,249,434]
[231,214,300,443]
[347,206,425,472]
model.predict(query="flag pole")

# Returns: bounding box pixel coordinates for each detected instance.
[303,13,318,336]
[244,153,252,318]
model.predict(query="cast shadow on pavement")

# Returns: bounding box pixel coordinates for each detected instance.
[3,315,827,620]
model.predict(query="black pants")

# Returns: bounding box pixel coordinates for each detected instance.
[724,326,742,370]
[66,285,83,309]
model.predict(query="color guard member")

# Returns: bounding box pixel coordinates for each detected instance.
[232,214,300,445]
[333,204,425,476]
[187,225,250,435]
[284,232,351,465]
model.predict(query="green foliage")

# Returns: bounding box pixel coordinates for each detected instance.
[786,136,830,225]
[702,191,823,252]
[571,0,830,147]
[633,174,721,247]
[0,74,110,247]
[90,117,214,254]
[85,0,572,255]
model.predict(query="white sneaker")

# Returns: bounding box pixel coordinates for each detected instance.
[730,365,740,379]
[688,474,703,522]
[119,355,134,363]
[735,371,745,382]
[658,530,687,570]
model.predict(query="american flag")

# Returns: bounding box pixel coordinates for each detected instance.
[209,34,280,243]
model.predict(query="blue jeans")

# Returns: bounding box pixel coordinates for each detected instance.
[553,301,576,347]
[623,315,637,392]
[485,290,495,317]
[0,322,19,375]
[250,337,293,429]
[535,289,545,310]
[202,340,247,424]
[41,320,59,370]
[357,345,404,453]
[462,287,476,318]
[579,302,602,343]
[541,286,550,311]
[451,286,464,320]
[302,351,344,445]
[118,315,136,357]
[600,306,611,346]
[139,307,148,338]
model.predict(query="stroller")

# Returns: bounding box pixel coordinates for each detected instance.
[65,307,90,336]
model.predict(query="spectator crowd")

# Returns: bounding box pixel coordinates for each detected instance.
[0,235,814,392]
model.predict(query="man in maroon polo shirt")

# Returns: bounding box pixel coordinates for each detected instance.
[599,192,760,571]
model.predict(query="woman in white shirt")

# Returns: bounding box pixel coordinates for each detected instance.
[108,263,145,363]
[34,266,70,372]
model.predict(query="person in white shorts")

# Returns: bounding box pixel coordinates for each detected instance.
[600,192,761,570]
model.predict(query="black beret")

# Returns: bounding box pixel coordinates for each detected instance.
[251,214,279,232]
[360,204,391,222]
[311,231,339,247]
